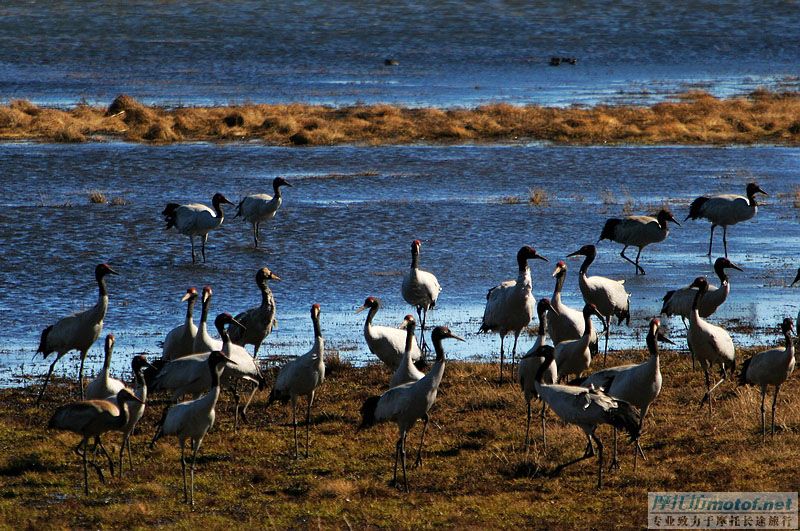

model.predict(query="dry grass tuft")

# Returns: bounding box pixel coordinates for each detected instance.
[87,191,107,204]
[793,186,800,210]
[2,91,800,145]
[109,196,130,206]
[528,188,548,206]
[499,195,522,205]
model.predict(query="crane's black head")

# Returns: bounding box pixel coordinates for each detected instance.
[273,177,292,189]
[689,276,709,293]
[650,317,674,345]
[201,285,213,303]
[781,317,794,336]
[131,354,156,373]
[104,334,115,353]
[181,287,198,303]
[212,192,235,207]
[517,246,547,263]
[657,209,680,226]
[567,244,596,258]
[95,263,119,279]
[583,303,605,323]
[431,326,465,343]
[214,313,245,332]
[208,350,235,369]
[714,257,743,273]
[311,303,321,319]
[116,388,144,405]
[410,239,423,255]
[400,314,416,331]
[355,296,380,314]
[257,266,281,284]
[746,182,767,198]
[537,298,557,318]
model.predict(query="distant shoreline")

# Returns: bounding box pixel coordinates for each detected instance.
[1,90,799,146]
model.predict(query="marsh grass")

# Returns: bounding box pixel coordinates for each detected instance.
[499,195,522,205]
[109,196,130,206]
[793,186,800,210]
[2,345,798,528]
[87,191,107,204]
[528,188,549,206]
[3,91,800,145]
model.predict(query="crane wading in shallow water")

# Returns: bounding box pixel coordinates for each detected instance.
[567,244,630,365]
[235,177,291,249]
[480,246,548,383]
[36,263,118,405]
[401,239,441,353]
[163,192,234,264]
[599,208,680,275]
[685,182,767,258]
[360,326,464,492]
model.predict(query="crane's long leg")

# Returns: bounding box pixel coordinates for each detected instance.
[78,350,88,400]
[608,428,619,471]
[126,437,134,472]
[634,406,649,471]
[603,316,610,366]
[239,382,259,424]
[541,402,548,450]
[499,335,506,383]
[421,307,430,354]
[400,431,409,493]
[201,234,208,263]
[700,368,725,415]
[634,247,646,275]
[232,386,241,432]
[253,222,259,248]
[291,396,299,459]
[80,438,89,495]
[511,331,521,381]
[190,438,199,507]
[392,435,401,486]
[180,439,188,503]
[414,413,429,468]
[760,385,767,441]
[416,307,427,355]
[97,437,115,478]
[119,434,130,477]
[524,401,532,450]
[305,392,315,458]
[722,226,728,258]
[591,431,604,488]
[189,236,196,264]
[36,357,60,406]
[771,384,780,437]
[620,245,640,274]
[708,225,716,257]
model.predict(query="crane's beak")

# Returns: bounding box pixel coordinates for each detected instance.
[230,317,246,331]
[107,266,120,275]
[544,300,559,316]
[668,213,681,226]
[143,361,158,371]
[727,261,744,272]
[220,353,237,365]
[355,305,368,314]
[657,331,675,345]
[202,291,210,303]
[535,254,548,262]
[552,265,564,277]
[757,186,768,195]
[270,272,282,281]
[566,249,582,258]
[181,291,194,302]
[449,333,466,342]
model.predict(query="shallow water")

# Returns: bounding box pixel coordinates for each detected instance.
[1,142,799,385]
[1,1,799,107]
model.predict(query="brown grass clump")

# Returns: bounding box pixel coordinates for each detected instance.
[793,186,800,210]
[499,195,522,205]
[529,188,548,206]
[109,196,130,206]
[1,90,800,145]
[87,190,106,204]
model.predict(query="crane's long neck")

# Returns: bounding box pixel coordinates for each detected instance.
[186,298,196,326]
[424,336,447,388]
[102,349,113,374]
[579,250,596,276]
[517,265,532,291]
[217,323,232,352]
[747,190,759,207]
[312,314,324,365]
[200,297,210,325]
[213,199,225,218]
[97,272,109,298]
[784,330,794,364]
[260,283,273,308]
[714,263,729,285]
[134,369,147,400]
[552,272,565,304]
[533,354,555,394]
[364,306,378,331]
[537,312,547,338]
[690,287,706,323]
[410,250,419,270]
[273,181,283,198]
[113,402,131,430]
[582,311,595,339]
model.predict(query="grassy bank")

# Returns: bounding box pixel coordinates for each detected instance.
[2,91,800,146]
[1,346,799,529]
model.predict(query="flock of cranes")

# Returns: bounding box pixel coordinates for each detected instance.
[32,179,800,500]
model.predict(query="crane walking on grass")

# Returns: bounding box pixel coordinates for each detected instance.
[567,244,630,365]
[267,304,326,459]
[599,209,680,275]
[360,326,464,492]
[110,354,155,477]
[479,246,548,382]
[685,182,767,257]
[48,388,143,495]
[533,345,640,488]
[163,192,234,263]
[402,239,441,353]
[151,350,234,506]
[739,317,795,440]
[36,263,119,405]
[235,177,291,248]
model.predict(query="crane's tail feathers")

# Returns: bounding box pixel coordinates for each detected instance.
[685,197,709,221]
[660,290,676,314]
[599,218,621,242]
[36,325,53,356]
[162,203,180,229]
[738,357,752,386]
[234,199,244,218]
[606,401,641,443]
[359,395,381,430]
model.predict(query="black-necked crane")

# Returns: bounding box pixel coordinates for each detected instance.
[163,192,234,263]
[685,182,767,257]
[533,345,640,488]
[150,350,233,506]
[577,318,673,470]
[518,298,558,449]
[228,266,280,356]
[390,315,425,388]
[686,276,736,414]
[161,287,199,361]
[401,239,441,353]
[357,296,421,369]
[110,354,155,477]
[599,209,680,275]
[554,304,605,381]
[219,312,267,428]
[85,334,126,400]
[360,326,464,492]
[36,263,118,405]
[739,317,795,440]
[48,388,143,495]
[547,260,598,355]
[479,246,548,383]
[193,286,222,353]
[567,244,630,365]
[661,257,742,330]
[235,177,291,248]
[267,304,325,458]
